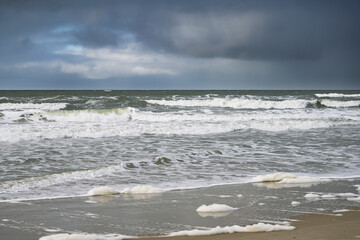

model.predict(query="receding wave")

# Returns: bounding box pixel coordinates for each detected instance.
[0,103,67,111]
[0,165,123,193]
[315,93,360,98]
[146,98,316,109]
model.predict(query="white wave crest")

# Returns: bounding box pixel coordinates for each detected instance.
[0,103,67,111]
[168,222,295,237]
[196,204,238,212]
[315,93,360,98]
[147,98,314,109]
[320,100,360,108]
[304,193,320,199]
[0,165,123,193]
[1,106,359,142]
[347,196,360,202]
[44,108,136,122]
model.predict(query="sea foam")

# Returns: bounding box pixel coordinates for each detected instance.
[87,186,119,196]
[347,197,360,203]
[121,185,163,194]
[291,201,300,206]
[196,204,238,212]
[315,93,360,98]
[45,108,136,123]
[253,173,327,184]
[252,173,296,182]
[39,233,131,240]
[147,98,314,109]
[320,100,360,108]
[304,193,320,199]
[168,223,295,237]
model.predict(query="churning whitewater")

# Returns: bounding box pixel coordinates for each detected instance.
[0,90,360,202]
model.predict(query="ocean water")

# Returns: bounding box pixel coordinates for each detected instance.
[1,90,360,201]
[0,90,360,238]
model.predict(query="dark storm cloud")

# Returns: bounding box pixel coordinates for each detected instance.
[2,0,359,60]
[0,0,359,89]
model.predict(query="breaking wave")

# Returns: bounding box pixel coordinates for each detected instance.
[1,107,359,142]
[319,100,360,108]
[146,98,315,109]
[315,93,360,98]
[44,107,136,122]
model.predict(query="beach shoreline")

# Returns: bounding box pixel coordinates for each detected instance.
[1,179,360,240]
[134,207,360,240]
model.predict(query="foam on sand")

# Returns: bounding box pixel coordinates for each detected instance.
[197,211,233,218]
[87,186,119,196]
[196,204,238,212]
[121,185,163,194]
[333,209,351,213]
[168,223,295,237]
[39,233,131,240]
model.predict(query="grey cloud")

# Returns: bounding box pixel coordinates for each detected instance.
[0,0,359,89]
[72,28,119,47]
[1,0,359,61]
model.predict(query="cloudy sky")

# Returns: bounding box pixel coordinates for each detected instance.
[0,0,359,89]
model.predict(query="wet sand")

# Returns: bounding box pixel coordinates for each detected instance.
[137,208,360,240]
[1,179,360,240]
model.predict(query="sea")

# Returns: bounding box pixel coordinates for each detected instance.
[0,90,360,239]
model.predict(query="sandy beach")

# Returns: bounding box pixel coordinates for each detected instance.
[137,208,360,240]
[1,178,360,240]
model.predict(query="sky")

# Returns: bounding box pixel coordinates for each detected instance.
[0,0,359,90]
